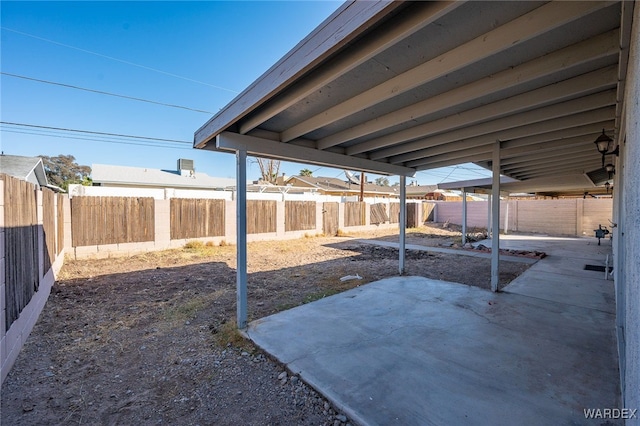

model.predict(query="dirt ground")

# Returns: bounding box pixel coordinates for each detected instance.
[1,224,533,425]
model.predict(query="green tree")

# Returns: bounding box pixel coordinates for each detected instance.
[39,154,91,191]
[375,176,390,186]
[299,168,313,177]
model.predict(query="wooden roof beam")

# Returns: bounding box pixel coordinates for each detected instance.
[379,91,615,163]
[282,1,613,144]
[316,25,619,150]
[236,2,462,135]
[347,66,617,155]
[212,131,415,177]
[391,106,616,166]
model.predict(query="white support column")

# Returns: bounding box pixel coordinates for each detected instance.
[487,194,492,237]
[236,150,248,329]
[399,175,407,275]
[491,141,501,292]
[461,187,467,244]
[504,201,509,235]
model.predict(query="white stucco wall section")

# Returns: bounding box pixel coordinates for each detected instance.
[622,3,639,420]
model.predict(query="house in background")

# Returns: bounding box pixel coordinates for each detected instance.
[68,158,236,200]
[0,154,62,191]
[283,175,399,199]
[91,159,235,190]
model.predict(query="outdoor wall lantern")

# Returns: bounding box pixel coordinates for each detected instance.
[604,181,611,194]
[605,162,616,178]
[593,129,619,167]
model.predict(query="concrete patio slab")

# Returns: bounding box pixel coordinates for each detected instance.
[247,235,619,425]
[248,284,618,424]
[493,235,615,314]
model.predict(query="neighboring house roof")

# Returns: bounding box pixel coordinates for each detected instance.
[405,185,438,197]
[286,175,398,196]
[0,154,55,189]
[92,164,235,189]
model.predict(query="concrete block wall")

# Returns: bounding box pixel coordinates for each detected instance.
[71,199,402,258]
[1,187,66,384]
[435,201,493,230]
[433,199,613,237]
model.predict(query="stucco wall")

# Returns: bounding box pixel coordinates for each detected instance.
[621,2,639,420]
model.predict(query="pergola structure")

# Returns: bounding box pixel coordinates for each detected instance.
[194,1,639,410]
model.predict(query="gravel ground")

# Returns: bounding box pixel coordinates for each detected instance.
[1,224,534,425]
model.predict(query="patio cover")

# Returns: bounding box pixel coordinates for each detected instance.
[194,0,633,318]
[195,1,633,189]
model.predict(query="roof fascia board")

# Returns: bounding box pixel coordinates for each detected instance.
[33,160,49,186]
[213,131,415,177]
[194,0,403,149]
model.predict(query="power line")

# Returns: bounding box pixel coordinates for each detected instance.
[0,121,192,144]
[1,26,240,94]
[1,72,214,114]
[2,129,192,150]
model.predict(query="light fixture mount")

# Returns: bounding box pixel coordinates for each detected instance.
[593,129,619,167]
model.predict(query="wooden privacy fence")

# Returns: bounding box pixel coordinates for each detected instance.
[322,202,339,236]
[370,203,389,225]
[42,189,56,274]
[422,202,436,222]
[2,174,39,331]
[71,196,154,246]
[57,194,65,255]
[344,202,366,227]
[247,200,276,234]
[170,198,225,239]
[285,201,316,232]
[389,203,400,223]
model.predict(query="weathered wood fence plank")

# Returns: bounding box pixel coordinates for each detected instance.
[370,203,389,225]
[345,202,365,227]
[322,202,339,236]
[247,200,276,234]
[2,174,39,331]
[170,198,225,239]
[285,201,316,232]
[389,203,400,224]
[71,196,154,246]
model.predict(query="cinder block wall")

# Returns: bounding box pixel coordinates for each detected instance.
[433,199,613,237]
[71,199,399,259]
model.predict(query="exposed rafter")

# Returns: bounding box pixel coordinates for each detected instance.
[380,92,615,164]
[237,1,462,136]
[195,0,632,197]
[318,28,619,150]
[345,66,617,155]
[281,1,612,144]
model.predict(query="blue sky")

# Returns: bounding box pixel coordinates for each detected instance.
[1,1,492,184]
